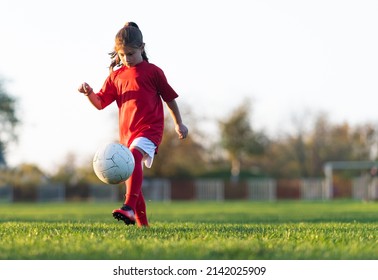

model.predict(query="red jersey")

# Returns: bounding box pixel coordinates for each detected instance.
[96,61,178,151]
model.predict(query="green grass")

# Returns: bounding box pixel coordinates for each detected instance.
[0,200,377,260]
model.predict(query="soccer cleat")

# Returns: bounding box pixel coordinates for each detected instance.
[112,204,136,225]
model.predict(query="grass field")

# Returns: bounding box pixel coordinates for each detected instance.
[0,200,377,260]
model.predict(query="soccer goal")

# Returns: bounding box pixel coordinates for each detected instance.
[324,161,378,200]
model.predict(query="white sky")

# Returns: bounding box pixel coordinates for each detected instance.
[1,0,378,172]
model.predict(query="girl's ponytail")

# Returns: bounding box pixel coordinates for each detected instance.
[125,22,149,62]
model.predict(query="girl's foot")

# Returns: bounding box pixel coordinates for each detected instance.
[112,204,136,225]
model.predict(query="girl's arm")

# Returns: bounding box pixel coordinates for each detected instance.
[78,82,103,110]
[166,99,188,139]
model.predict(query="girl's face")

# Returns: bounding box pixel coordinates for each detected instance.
[117,45,144,67]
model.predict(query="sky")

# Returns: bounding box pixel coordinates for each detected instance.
[1,0,378,173]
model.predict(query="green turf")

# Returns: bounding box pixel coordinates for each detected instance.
[0,200,377,260]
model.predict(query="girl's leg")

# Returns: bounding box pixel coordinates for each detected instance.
[112,147,144,225]
[135,191,148,226]
[124,148,144,211]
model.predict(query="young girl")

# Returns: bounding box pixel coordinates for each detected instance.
[78,22,188,227]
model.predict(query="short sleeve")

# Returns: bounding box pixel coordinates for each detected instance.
[154,67,179,102]
[97,74,118,108]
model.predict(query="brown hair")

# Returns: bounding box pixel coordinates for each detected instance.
[109,22,148,71]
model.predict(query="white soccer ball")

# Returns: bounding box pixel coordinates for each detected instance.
[93,142,135,184]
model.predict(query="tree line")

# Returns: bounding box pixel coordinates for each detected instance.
[145,101,378,180]
[1,79,378,187]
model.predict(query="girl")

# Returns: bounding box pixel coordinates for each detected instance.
[78,22,188,227]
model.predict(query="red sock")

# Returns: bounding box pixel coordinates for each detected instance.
[124,148,143,211]
[135,191,149,226]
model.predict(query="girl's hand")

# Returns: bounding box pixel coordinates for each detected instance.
[78,82,93,96]
[175,123,188,139]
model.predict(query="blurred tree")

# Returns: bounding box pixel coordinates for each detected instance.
[51,153,80,185]
[309,119,378,176]
[145,107,208,178]
[51,152,101,185]
[219,100,268,181]
[5,163,47,186]
[3,163,47,201]
[50,153,93,200]
[262,112,378,178]
[0,79,19,167]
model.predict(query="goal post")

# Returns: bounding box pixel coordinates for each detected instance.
[324,161,378,200]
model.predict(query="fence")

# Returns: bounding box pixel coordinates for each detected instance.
[3,176,378,203]
[90,184,119,202]
[37,184,65,202]
[352,175,378,201]
[300,178,325,200]
[142,178,171,201]
[0,185,13,203]
[195,179,224,201]
[247,178,276,201]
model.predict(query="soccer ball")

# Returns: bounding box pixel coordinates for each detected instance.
[93,142,135,184]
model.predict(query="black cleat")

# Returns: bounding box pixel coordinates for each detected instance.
[112,204,136,225]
